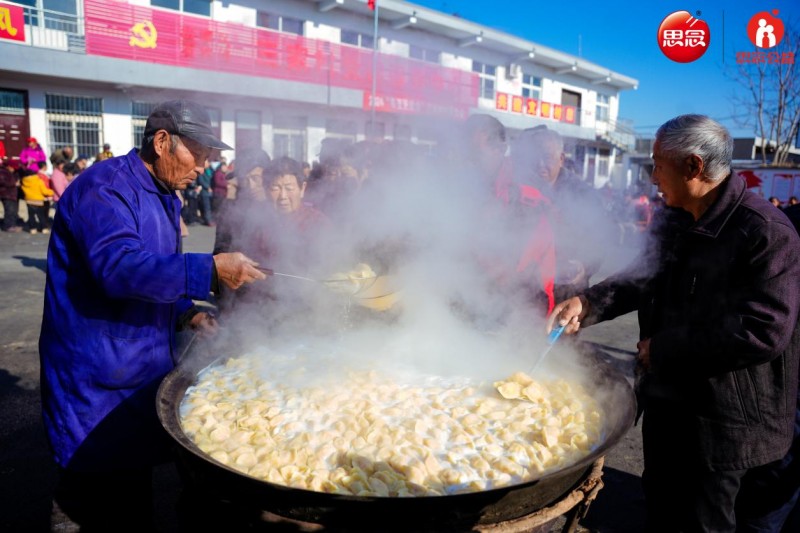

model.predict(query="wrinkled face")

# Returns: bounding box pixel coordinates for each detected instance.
[269,174,305,214]
[651,140,691,209]
[242,166,267,202]
[528,137,564,186]
[153,133,211,190]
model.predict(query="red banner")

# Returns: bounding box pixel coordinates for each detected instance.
[83,0,478,117]
[0,2,25,43]
[540,102,551,118]
[364,93,468,119]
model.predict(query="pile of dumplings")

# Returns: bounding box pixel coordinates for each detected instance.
[180,357,604,497]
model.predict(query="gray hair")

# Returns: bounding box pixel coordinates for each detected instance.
[520,127,563,151]
[656,114,733,181]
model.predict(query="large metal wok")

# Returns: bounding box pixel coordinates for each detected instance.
[157,342,635,529]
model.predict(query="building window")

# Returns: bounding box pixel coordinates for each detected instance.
[131,101,158,149]
[365,121,385,141]
[0,89,25,115]
[409,45,440,64]
[341,29,374,49]
[598,148,611,177]
[45,94,103,159]
[273,116,307,162]
[414,126,438,155]
[151,0,211,17]
[235,110,261,152]
[325,119,358,142]
[257,12,304,35]
[596,94,610,122]
[472,61,496,100]
[521,74,542,100]
[393,124,412,141]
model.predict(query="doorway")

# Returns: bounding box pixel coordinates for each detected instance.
[561,89,581,125]
[0,89,29,163]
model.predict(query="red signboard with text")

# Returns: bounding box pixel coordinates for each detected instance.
[0,2,25,43]
[524,98,538,116]
[83,0,478,118]
[496,92,575,125]
[511,95,523,114]
[495,92,509,111]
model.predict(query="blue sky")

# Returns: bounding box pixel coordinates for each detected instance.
[411,0,800,137]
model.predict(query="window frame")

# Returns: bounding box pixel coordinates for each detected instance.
[472,61,497,100]
[521,74,542,100]
[45,93,103,159]
[596,93,610,122]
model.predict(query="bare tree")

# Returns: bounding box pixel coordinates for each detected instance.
[731,22,800,166]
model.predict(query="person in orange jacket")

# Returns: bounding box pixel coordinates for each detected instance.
[21,167,55,234]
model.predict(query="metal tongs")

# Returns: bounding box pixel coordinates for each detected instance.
[256,267,400,311]
[256,267,380,295]
[529,324,566,374]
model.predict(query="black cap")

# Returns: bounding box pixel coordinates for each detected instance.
[144,100,232,150]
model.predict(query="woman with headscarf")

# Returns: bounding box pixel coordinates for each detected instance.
[19,137,47,172]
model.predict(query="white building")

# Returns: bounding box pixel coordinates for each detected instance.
[0,0,638,186]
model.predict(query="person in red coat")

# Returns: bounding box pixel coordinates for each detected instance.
[462,114,557,317]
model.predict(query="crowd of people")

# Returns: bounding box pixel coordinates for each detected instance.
[0,137,101,233]
[0,99,793,532]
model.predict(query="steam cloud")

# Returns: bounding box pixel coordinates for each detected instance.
[183,115,642,388]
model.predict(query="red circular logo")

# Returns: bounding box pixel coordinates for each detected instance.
[657,11,711,63]
[747,10,784,48]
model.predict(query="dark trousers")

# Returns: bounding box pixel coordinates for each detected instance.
[2,198,18,230]
[642,402,746,532]
[183,196,199,224]
[735,394,800,532]
[26,203,48,231]
[199,193,212,225]
[211,195,225,215]
[52,466,156,532]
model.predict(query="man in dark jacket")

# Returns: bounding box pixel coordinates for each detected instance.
[0,159,21,232]
[548,115,800,531]
[40,100,267,531]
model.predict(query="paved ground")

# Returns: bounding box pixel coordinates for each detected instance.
[0,224,649,532]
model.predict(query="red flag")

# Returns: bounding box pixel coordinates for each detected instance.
[368,0,376,9]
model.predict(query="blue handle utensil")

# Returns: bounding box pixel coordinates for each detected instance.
[530,324,566,374]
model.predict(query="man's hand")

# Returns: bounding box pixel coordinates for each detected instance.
[546,295,590,335]
[189,311,218,337]
[213,252,268,290]
[637,338,651,371]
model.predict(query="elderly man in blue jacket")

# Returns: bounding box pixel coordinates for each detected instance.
[548,115,800,532]
[40,100,267,530]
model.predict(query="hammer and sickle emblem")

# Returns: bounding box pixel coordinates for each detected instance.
[129,20,157,49]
